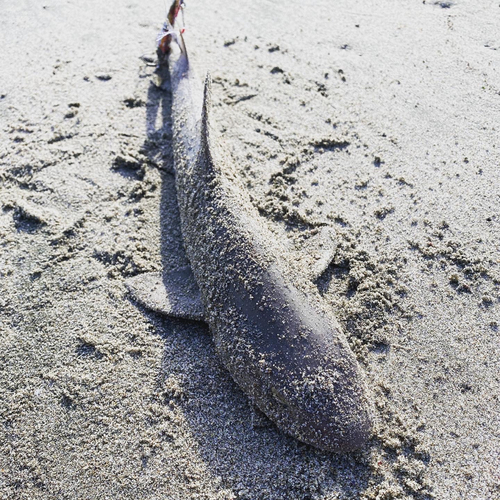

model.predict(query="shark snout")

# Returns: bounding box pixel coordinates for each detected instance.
[265,361,373,452]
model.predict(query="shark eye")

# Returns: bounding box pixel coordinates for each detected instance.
[271,386,288,406]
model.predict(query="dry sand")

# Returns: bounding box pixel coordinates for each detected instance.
[1,0,499,499]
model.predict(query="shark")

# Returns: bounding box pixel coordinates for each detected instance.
[127,0,373,452]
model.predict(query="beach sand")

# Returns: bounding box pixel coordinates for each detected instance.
[0,1,499,498]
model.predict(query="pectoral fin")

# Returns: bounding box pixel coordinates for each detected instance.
[289,225,338,282]
[126,266,205,321]
[309,226,338,281]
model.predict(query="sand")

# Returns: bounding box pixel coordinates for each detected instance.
[0,0,499,499]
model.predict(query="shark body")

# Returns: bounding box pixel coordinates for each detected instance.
[127,1,373,452]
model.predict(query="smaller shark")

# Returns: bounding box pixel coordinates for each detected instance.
[127,0,373,452]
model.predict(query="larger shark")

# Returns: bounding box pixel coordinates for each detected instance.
[127,0,373,452]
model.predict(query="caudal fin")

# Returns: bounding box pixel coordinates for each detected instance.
[157,0,187,60]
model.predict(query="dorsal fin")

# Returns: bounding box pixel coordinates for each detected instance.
[200,73,212,152]
[196,73,218,177]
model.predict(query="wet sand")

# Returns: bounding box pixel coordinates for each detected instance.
[0,1,499,499]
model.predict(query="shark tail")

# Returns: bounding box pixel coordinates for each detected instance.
[157,0,188,61]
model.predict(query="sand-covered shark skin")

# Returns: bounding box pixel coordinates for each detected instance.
[127,0,373,452]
